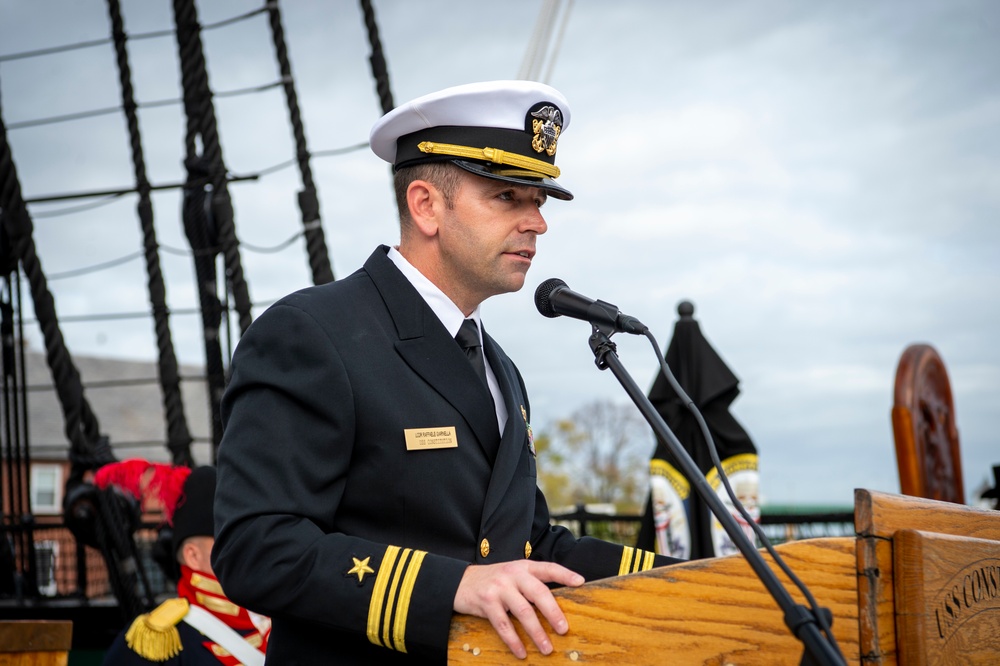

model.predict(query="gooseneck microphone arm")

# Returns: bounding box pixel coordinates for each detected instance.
[536,280,845,666]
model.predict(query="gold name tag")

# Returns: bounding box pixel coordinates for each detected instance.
[404,426,459,451]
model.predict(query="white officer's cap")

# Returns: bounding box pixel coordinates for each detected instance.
[369,80,573,200]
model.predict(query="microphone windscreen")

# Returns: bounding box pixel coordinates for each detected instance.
[534,278,566,318]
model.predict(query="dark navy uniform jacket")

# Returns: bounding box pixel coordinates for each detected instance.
[212,246,675,664]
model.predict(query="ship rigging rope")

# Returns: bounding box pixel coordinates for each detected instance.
[266,0,334,285]
[26,375,206,393]
[93,485,157,620]
[173,0,253,340]
[517,0,560,81]
[0,0,404,615]
[360,0,395,115]
[107,0,194,468]
[0,3,270,63]
[5,79,288,131]
[517,0,574,84]
[44,226,317,281]
[0,112,112,471]
[24,142,367,216]
[20,298,279,326]
[2,0,392,465]
[34,437,212,454]
[542,0,574,85]
[172,1,236,456]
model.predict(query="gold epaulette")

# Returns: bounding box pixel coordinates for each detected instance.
[124,597,190,662]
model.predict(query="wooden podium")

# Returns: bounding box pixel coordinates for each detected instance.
[0,620,71,666]
[448,490,1000,665]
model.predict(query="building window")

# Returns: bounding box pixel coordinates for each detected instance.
[30,465,63,514]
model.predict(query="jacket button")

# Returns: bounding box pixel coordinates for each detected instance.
[524,541,532,559]
[480,538,490,558]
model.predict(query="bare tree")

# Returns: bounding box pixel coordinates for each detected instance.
[537,399,654,511]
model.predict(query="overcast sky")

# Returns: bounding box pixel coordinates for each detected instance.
[1,0,997,507]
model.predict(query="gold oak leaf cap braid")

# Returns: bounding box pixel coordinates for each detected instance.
[416,141,560,179]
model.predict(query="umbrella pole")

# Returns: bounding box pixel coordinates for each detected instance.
[586,325,845,666]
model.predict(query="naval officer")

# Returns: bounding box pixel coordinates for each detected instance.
[213,80,678,664]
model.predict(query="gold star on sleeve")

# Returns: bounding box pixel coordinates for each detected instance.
[347,556,375,583]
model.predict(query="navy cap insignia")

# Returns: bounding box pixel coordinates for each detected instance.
[530,104,562,156]
[347,556,375,584]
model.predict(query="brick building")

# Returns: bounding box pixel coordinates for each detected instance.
[2,347,212,602]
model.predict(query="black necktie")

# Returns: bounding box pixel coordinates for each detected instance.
[455,319,488,388]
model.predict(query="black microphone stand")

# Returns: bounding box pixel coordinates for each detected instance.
[586,324,845,666]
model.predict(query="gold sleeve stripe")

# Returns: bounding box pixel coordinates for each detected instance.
[365,546,428,653]
[618,546,635,576]
[392,550,426,654]
[630,548,641,573]
[381,549,412,651]
[367,545,401,647]
[642,550,656,571]
[618,547,657,575]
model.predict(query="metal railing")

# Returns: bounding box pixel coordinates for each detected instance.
[0,521,172,604]
[550,504,855,548]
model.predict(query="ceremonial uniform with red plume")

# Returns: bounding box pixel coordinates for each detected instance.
[97,461,269,665]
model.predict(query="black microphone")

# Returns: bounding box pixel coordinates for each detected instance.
[534,278,647,335]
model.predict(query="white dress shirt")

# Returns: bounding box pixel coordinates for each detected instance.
[387,247,509,434]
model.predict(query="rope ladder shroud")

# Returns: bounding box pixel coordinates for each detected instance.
[107,0,195,468]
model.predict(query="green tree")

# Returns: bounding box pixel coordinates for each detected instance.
[533,431,573,508]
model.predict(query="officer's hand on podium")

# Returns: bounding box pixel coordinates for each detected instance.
[454,561,584,659]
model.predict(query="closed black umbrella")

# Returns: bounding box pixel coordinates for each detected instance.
[637,301,759,560]
[982,465,1000,510]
